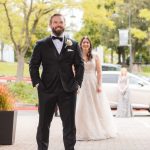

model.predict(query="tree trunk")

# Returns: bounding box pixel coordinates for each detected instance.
[0,42,4,62]
[111,49,113,64]
[122,49,126,65]
[16,53,25,82]
[132,48,135,63]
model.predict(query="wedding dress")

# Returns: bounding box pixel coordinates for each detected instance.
[116,76,133,117]
[75,54,117,140]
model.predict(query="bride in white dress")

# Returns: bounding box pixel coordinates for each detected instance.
[76,36,117,140]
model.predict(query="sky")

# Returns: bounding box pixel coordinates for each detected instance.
[61,8,83,38]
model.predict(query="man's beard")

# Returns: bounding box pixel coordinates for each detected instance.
[52,27,64,36]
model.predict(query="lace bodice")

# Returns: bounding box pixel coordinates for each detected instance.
[84,55,97,74]
[118,76,129,90]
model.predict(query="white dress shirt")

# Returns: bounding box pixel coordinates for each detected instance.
[51,33,64,54]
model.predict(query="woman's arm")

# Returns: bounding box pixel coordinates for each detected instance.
[95,54,102,92]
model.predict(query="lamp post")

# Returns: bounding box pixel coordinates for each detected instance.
[112,1,133,71]
[128,0,133,72]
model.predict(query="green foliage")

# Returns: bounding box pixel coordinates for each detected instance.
[0,84,15,111]
[132,28,147,40]
[139,9,150,21]
[141,65,150,72]
[140,65,150,77]
[8,82,38,105]
[75,0,150,64]
[0,0,78,80]
[75,0,123,48]
[135,53,150,64]
[0,0,79,49]
[141,54,150,64]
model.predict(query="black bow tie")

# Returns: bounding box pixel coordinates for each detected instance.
[52,36,63,41]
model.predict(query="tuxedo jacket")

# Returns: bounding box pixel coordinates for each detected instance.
[29,36,84,93]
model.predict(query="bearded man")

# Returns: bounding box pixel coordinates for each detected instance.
[29,13,84,150]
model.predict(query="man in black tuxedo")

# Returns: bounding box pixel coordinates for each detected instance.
[29,13,84,150]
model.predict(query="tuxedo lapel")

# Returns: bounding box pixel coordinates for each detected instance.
[47,36,59,56]
[60,36,67,55]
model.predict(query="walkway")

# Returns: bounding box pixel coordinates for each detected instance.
[0,110,150,150]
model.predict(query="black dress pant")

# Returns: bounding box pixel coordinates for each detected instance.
[36,85,76,150]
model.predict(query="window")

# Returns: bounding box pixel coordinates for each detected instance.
[102,74,119,83]
[102,65,121,71]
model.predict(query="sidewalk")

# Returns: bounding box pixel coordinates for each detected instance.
[0,110,150,150]
[0,76,31,83]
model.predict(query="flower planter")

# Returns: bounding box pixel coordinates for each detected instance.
[0,110,17,145]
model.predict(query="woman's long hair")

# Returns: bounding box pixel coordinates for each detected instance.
[80,36,93,61]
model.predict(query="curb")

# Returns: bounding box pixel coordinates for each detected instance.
[15,103,38,110]
[15,107,38,110]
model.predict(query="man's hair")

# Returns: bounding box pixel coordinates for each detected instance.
[49,13,65,24]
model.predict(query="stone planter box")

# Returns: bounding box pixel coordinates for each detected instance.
[0,110,17,145]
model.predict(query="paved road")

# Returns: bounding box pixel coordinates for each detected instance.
[0,110,150,150]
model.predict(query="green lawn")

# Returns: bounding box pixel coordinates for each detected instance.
[140,65,150,77]
[1,61,150,77]
[0,62,30,77]
[139,72,150,77]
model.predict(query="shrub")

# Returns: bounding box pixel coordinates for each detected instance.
[8,82,38,105]
[0,84,15,111]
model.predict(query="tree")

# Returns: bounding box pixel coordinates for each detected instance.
[138,8,150,63]
[0,0,77,81]
[0,41,4,61]
[74,0,124,63]
[75,0,150,64]
[113,0,150,64]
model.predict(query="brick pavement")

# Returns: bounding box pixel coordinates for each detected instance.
[0,110,150,150]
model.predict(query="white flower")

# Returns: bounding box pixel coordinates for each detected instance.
[65,39,73,47]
